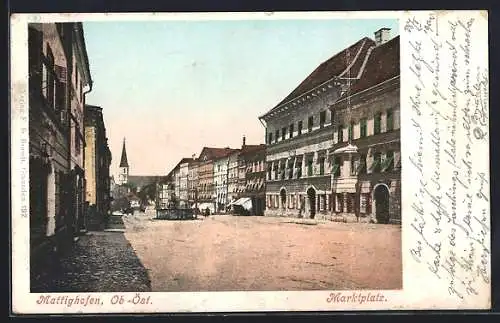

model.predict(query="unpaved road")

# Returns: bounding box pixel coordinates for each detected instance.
[123,214,402,292]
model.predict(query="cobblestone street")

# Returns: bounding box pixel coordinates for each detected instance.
[31,214,151,293]
[31,211,401,292]
[124,213,402,292]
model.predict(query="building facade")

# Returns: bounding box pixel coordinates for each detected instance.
[242,144,266,216]
[188,159,199,208]
[232,143,267,216]
[195,147,237,214]
[164,157,193,209]
[84,105,112,230]
[260,36,375,218]
[227,149,240,206]
[28,22,93,268]
[179,160,190,208]
[213,148,239,213]
[259,28,400,224]
[329,32,401,224]
[213,155,229,212]
[156,175,175,210]
[197,157,215,213]
[68,23,93,236]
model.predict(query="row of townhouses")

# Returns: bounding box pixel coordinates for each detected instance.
[159,136,267,216]
[159,28,401,224]
[28,22,112,282]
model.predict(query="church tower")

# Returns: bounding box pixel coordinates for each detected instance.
[118,138,129,185]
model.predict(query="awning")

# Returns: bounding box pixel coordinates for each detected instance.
[232,197,252,211]
[241,198,252,211]
[232,197,250,206]
[197,203,214,210]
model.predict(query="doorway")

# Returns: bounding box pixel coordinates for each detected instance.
[374,184,390,224]
[307,187,316,219]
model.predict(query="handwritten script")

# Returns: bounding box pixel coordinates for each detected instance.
[404,12,490,303]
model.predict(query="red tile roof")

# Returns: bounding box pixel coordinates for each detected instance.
[198,147,239,161]
[267,37,376,114]
[342,36,400,98]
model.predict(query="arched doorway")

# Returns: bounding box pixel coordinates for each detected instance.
[306,187,316,219]
[280,188,287,209]
[373,184,390,224]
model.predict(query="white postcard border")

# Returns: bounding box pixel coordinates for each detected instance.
[10,10,490,314]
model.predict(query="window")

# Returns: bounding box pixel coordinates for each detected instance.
[374,112,382,134]
[282,127,286,141]
[350,158,357,176]
[333,156,341,177]
[337,125,344,143]
[384,150,395,171]
[288,160,293,179]
[268,132,273,144]
[280,162,286,180]
[307,159,313,176]
[386,109,394,131]
[320,111,326,128]
[28,28,43,94]
[358,154,367,174]
[330,110,335,126]
[308,116,314,132]
[275,130,280,143]
[75,127,81,155]
[372,152,382,172]
[44,46,55,110]
[289,124,294,139]
[319,157,325,175]
[348,122,354,141]
[296,160,302,178]
[298,121,303,135]
[360,118,367,138]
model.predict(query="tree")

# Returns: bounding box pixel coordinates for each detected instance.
[137,183,157,205]
[122,182,137,194]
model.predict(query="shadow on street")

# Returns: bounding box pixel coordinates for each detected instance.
[31,217,151,293]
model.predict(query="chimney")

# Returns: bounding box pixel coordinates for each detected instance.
[374,27,391,46]
[242,135,246,148]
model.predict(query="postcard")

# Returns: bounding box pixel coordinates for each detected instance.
[10,10,490,314]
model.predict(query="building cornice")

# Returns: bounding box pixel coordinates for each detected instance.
[259,77,344,121]
[73,23,92,90]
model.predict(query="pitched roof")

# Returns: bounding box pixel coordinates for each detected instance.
[264,37,375,116]
[119,138,129,168]
[343,35,399,96]
[198,147,239,161]
[240,144,266,156]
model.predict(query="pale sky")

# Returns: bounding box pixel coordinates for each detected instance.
[83,18,399,178]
